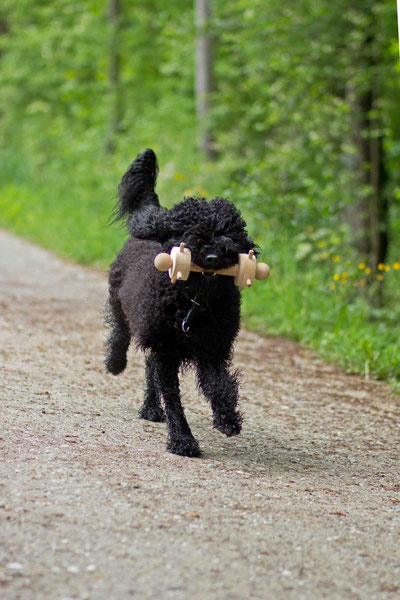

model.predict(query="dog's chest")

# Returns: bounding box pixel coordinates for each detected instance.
[159,279,240,353]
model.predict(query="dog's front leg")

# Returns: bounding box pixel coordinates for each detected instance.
[153,355,201,457]
[197,361,242,437]
[139,353,166,422]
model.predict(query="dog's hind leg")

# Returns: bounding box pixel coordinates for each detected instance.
[197,361,242,437]
[153,354,201,457]
[104,296,131,375]
[139,353,166,422]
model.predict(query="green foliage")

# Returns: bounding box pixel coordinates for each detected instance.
[0,0,400,387]
[212,0,400,234]
[242,238,400,382]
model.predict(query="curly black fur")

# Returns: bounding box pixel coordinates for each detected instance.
[105,149,257,457]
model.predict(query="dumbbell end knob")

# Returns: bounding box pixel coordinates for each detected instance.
[154,253,173,271]
[255,263,270,280]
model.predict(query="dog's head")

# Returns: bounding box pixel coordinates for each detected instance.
[130,197,257,271]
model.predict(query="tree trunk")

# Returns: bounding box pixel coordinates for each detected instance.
[195,0,217,160]
[346,82,371,256]
[368,92,388,275]
[105,0,121,154]
[347,27,389,293]
[0,14,8,58]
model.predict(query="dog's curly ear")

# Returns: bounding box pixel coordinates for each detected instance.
[128,205,170,241]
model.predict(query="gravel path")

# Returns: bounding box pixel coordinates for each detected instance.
[0,229,399,600]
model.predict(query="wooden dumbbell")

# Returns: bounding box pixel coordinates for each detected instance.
[154,245,270,290]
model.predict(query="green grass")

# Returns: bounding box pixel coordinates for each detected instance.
[242,250,400,387]
[1,136,400,391]
[0,110,227,265]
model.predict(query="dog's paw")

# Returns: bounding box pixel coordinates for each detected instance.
[105,355,127,376]
[167,436,201,458]
[213,413,242,437]
[138,404,166,422]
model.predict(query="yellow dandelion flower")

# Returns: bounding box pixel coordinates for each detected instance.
[393,262,400,270]
[359,263,366,270]
[194,185,208,196]
[321,252,329,259]
[378,263,385,271]
[330,284,336,291]
[341,272,348,278]
[384,265,390,272]
[184,189,193,196]
[333,274,340,281]
[376,274,384,281]
[359,279,367,287]
[365,267,371,275]
[332,255,341,262]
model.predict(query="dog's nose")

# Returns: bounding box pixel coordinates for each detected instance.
[204,254,219,269]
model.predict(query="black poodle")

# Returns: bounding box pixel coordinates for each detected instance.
[105,149,257,457]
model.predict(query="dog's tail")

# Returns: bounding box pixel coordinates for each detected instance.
[112,148,159,224]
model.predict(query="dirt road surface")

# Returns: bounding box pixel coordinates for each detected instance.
[1,229,399,600]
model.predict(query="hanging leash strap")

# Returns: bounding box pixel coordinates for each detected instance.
[179,271,214,334]
[182,296,203,334]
